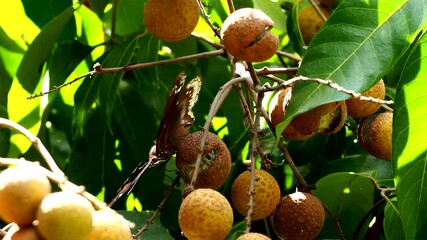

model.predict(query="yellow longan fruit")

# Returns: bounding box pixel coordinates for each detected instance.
[144,0,199,42]
[231,169,281,220]
[36,192,94,240]
[179,189,233,240]
[237,232,271,240]
[346,79,386,118]
[87,210,131,240]
[0,165,51,226]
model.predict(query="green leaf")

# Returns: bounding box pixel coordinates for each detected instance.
[384,199,405,240]
[118,211,174,239]
[104,0,146,37]
[73,38,138,136]
[314,172,375,239]
[254,0,287,32]
[394,30,427,240]
[0,27,25,54]
[16,6,75,92]
[281,0,426,134]
[21,0,73,30]
[87,0,109,19]
[48,41,94,87]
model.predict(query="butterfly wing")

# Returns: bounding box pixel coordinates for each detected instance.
[156,75,202,160]
[155,73,187,160]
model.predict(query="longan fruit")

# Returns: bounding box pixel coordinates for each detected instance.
[273,192,325,240]
[0,165,51,226]
[231,169,281,220]
[221,8,279,62]
[346,79,386,118]
[176,131,231,189]
[144,0,199,42]
[179,188,233,240]
[357,111,393,160]
[36,192,94,240]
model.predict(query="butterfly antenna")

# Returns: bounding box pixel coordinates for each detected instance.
[108,159,153,207]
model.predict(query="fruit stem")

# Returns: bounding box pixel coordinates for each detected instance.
[0,117,64,178]
[189,76,249,187]
[197,0,221,39]
[226,0,235,13]
[133,175,181,238]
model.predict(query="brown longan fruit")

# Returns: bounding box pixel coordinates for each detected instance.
[231,169,281,220]
[179,188,233,240]
[346,79,386,118]
[144,0,199,42]
[273,192,325,240]
[221,8,279,62]
[269,88,320,140]
[357,111,393,160]
[0,165,51,226]
[176,131,232,189]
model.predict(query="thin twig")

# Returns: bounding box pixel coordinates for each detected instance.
[133,175,181,239]
[226,0,235,13]
[0,158,109,211]
[351,195,396,240]
[309,0,328,22]
[244,91,265,233]
[28,49,225,99]
[276,50,302,62]
[257,76,394,105]
[0,118,64,177]
[256,66,299,76]
[322,202,345,240]
[197,0,221,39]
[189,77,249,188]
[191,32,223,49]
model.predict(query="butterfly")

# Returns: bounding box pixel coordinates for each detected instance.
[108,73,201,206]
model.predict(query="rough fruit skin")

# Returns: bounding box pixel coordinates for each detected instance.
[307,101,340,116]
[87,210,131,240]
[3,226,44,240]
[270,88,291,127]
[231,169,281,220]
[176,131,231,189]
[298,5,330,45]
[221,8,279,62]
[144,0,199,42]
[270,88,319,140]
[0,165,51,226]
[36,192,94,240]
[179,188,233,240]
[236,232,271,240]
[273,192,325,240]
[357,111,392,160]
[346,79,386,118]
